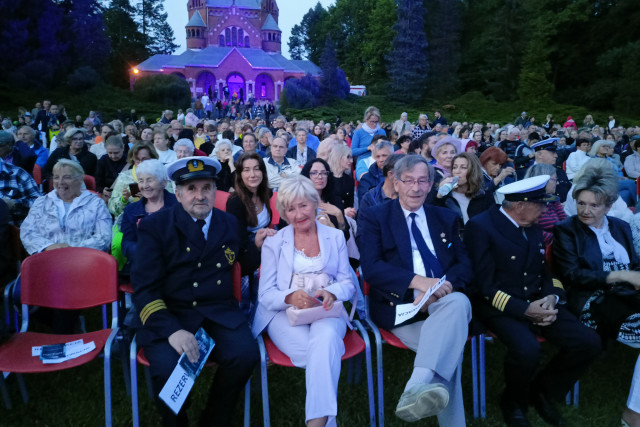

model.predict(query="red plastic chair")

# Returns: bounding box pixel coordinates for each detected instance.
[256,305,376,425]
[83,175,97,192]
[270,192,280,227]
[563,161,567,171]
[214,190,230,211]
[31,164,42,187]
[4,225,28,330]
[361,277,486,422]
[129,262,250,427]
[637,179,640,197]
[0,248,119,425]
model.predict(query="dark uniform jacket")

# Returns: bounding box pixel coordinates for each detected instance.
[132,203,260,346]
[552,215,640,316]
[464,206,565,320]
[357,199,472,330]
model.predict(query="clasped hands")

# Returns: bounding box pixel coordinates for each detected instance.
[410,276,453,312]
[525,295,558,326]
[285,289,337,310]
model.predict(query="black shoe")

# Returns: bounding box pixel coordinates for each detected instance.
[501,394,531,427]
[530,389,565,426]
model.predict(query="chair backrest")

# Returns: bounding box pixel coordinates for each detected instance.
[270,192,280,226]
[214,190,230,212]
[83,175,96,192]
[8,225,28,267]
[32,164,42,185]
[20,247,118,309]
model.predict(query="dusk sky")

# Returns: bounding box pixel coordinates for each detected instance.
[164,0,335,59]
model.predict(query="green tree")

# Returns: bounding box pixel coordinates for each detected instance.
[136,0,178,55]
[104,0,148,87]
[359,0,396,85]
[287,2,329,63]
[425,0,461,99]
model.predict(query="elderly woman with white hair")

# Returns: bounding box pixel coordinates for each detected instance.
[173,138,195,159]
[211,139,236,192]
[553,160,640,427]
[21,159,111,254]
[412,114,431,140]
[120,159,177,267]
[252,175,355,427]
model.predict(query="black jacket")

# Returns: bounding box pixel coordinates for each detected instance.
[432,188,495,229]
[552,215,640,315]
[332,172,355,209]
[44,146,97,180]
[95,155,127,192]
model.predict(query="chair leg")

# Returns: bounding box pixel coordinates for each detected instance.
[257,335,270,427]
[16,374,28,403]
[471,336,479,419]
[243,378,251,427]
[0,373,12,409]
[104,329,117,427]
[354,320,376,427]
[479,334,486,418]
[365,318,384,427]
[130,339,140,427]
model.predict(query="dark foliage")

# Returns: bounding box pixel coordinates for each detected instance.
[133,74,191,108]
[67,66,101,90]
[319,38,350,103]
[280,74,321,110]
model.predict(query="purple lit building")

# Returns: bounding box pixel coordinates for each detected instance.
[130,0,320,102]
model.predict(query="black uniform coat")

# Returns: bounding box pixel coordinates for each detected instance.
[132,202,259,347]
[464,206,565,320]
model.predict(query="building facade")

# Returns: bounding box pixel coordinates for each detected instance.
[130,0,320,102]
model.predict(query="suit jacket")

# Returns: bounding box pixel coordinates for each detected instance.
[357,199,472,330]
[552,215,640,315]
[132,203,259,346]
[464,206,564,320]
[285,145,316,164]
[251,222,355,337]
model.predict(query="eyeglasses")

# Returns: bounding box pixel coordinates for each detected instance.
[398,178,430,187]
[71,137,85,142]
[309,171,329,177]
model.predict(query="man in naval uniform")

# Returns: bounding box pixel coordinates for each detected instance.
[132,156,266,426]
[464,176,601,427]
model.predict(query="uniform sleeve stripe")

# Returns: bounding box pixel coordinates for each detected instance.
[492,291,511,312]
[552,279,564,289]
[140,299,167,325]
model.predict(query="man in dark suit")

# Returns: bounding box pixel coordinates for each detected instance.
[132,156,264,426]
[357,155,472,425]
[464,176,601,427]
[529,138,571,202]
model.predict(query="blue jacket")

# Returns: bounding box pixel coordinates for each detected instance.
[131,203,260,346]
[351,128,387,158]
[357,199,472,329]
[359,181,392,213]
[358,162,384,204]
[120,190,178,261]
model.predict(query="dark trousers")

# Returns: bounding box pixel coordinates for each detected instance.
[479,305,601,408]
[143,320,259,427]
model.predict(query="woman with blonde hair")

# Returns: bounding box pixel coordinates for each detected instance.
[351,106,386,159]
[328,144,355,210]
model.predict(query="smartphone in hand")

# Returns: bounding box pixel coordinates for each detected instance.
[129,183,140,196]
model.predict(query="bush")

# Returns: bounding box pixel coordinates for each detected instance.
[67,66,101,90]
[280,73,321,111]
[8,60,54,91]
[133,74,191,109]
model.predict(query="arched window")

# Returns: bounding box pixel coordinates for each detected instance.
[268,33,272,41]
[219,35,225,46]
[238,29,244,46]
[225,28,231,46]
[245,36,250,47]
[232,27,237,46]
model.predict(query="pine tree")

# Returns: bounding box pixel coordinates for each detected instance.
[287,2,328,63]
[425,0,460,99]
[136,0,178,55]
[386,0,429,104]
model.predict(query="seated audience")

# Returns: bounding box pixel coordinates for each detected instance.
[524,163,567,245]
[153,130,177,165]
[210,139,236,192]
[358,141,393,204]
[553,164,640,427]
[566,138,592,180]
[44,128,97,180]
[287,129,316,166]
[108,143,159,217]
[479,146,515,194]
[591,139,637,206]
[328,144,355,210]
[252,175,356,427]
[17,126,48,169]
[351,106,386,159]
[624,140,640,179]
[0,157,41,225]
[359,153,404,212]
[174,138,195,159]
[464,176,601,427]
[95,135,127,198]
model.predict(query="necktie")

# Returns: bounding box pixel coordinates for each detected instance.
[409,213,443,278]
[521,227,528,241]
[195,219,207,242]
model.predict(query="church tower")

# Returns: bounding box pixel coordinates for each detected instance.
[186,1,207,50]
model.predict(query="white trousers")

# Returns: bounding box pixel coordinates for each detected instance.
[628,354,640,412]
[267,310,347,426]
[392,292,472,427]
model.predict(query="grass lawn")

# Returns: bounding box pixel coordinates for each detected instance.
[0,308,634,426]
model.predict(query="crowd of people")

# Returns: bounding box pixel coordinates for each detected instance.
[1,100,640,427]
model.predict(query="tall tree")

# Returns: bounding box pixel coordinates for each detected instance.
[359,0,396,85]
[319,37,349,103]
[104,0,148,87]
[136,0,178,55]
[425,0,461,99]
[287,2,329,63]
[386,0,429,103]
[68,0,110,72]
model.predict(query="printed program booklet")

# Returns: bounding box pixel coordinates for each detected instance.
[159,328,215,414]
